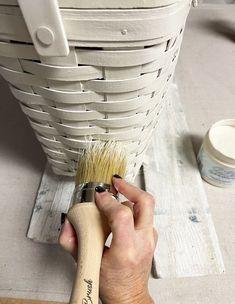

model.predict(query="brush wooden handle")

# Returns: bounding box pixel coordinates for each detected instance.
[67,203,110,304]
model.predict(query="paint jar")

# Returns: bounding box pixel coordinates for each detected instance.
[197,119,235,188]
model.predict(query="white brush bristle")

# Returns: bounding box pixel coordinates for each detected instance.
[76,141,127,185]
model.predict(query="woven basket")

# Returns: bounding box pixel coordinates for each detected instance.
[0,0,191,181]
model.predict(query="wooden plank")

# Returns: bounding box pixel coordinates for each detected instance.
[27,165,74,243]
[143,83,225,278]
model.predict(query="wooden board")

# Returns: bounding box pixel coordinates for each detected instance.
[143,83,225,278]
[27,83,225,278]
[27,168,74,243]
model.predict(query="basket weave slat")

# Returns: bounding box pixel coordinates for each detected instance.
[0,0,191,180]
[21,60,104,82]
[0,0,182,8]
[0,2,189,46]
[0,41,39,60]
[0,66,48,87]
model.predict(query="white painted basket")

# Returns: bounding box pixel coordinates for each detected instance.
[0,0,191,180]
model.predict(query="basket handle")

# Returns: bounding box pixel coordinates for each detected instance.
[18,0,69,57]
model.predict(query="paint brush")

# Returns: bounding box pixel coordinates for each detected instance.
[67,141,127,304]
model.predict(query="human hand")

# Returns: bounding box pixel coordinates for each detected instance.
[59,176,157,304]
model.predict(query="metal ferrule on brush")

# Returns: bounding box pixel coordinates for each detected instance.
[72,182,111,205]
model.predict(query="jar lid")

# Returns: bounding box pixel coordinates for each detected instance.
[207,119,235,165]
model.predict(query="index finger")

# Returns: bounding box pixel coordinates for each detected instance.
[113,177,155,229]
[95,191,135,249]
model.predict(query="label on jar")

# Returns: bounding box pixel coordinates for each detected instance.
[197,147,235,187]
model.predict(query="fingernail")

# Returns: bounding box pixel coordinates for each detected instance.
[61,212,66,225]
[95,186,106,193]
[113,174,122,179]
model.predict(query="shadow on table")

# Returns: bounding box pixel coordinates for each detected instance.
[201,19,235,43]
[0,77,46,172]
[180,133,203,170]
[190,133,203,155]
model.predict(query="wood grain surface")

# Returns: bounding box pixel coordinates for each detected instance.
[143,84,225,278]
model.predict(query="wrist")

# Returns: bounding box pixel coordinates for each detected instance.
[102,292,154,304]
[131,293,154,304]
